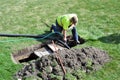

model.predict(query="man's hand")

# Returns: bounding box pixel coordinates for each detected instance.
[63,37,67,42]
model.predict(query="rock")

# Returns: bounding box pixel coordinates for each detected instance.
[44,66,53,73]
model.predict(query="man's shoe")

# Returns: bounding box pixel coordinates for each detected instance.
[76,41,80,44]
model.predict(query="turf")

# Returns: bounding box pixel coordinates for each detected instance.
[0,0,120,80]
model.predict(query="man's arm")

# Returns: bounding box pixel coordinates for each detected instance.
[69,24,76,30]
[63,30,67,42]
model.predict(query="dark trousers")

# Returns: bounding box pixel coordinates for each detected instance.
[51,21,79,42]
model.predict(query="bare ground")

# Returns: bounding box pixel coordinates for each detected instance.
[14,46,110,80]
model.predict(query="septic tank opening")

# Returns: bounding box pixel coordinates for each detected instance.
[19,53,39,63]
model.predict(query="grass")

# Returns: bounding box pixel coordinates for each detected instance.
[0,0,120,80]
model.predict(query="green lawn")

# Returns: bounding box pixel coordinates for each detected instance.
[0,0,120,80]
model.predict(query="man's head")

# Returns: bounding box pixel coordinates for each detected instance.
[70,16,78,25]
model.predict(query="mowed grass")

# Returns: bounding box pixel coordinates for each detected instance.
[0,0,120,80]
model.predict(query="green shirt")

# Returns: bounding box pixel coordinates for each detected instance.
[57,14,77,30]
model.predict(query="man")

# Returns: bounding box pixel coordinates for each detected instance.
[50,14,80,44]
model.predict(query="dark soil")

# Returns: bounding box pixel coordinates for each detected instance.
[14,47,110,80]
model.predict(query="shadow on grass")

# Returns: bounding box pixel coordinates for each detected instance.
[98,33,120,44]
[86,33,120,44]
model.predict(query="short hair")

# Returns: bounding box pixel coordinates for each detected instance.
[71,16,78,24]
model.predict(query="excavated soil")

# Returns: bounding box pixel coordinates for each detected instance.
[14,47,110,80]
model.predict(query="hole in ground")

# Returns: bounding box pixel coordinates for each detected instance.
[18,46,52,63]
[19,53,39,63]
[67,35,86,48]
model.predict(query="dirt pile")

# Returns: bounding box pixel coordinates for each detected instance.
[14,47,110,80]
